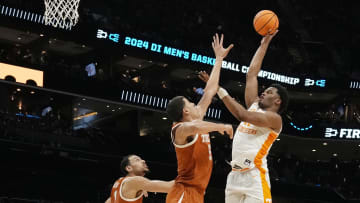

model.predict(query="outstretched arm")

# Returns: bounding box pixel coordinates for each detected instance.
[126,177,175,194]
[196,34,233,119]
[221,95,281,132]
[245,31,278,108]
[198,72,281,132]
[174,120,233,145]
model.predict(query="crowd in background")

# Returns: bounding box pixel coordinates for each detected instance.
[0,110,360,201]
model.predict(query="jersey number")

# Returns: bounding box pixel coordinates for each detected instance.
[207,143,212,160]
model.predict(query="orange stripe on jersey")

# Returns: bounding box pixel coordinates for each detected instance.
[254,131,278,203]
[254,131,278,170]
[260,171,272,203]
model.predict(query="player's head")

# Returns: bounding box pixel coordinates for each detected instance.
[258,84,289,114]
[166,96,199,122]
[120,154,149,176]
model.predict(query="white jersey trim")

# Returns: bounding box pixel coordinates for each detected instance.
[178,192,185,203]
[173,134,199,148]
[119,177,143,202]
[171,123,199,148]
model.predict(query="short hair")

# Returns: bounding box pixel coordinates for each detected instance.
[120,154,135,175]
[269,84,289,114]
[166,96,185,122]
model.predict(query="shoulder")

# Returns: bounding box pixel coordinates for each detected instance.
[119,176,145,194]
[118,177,144,201]
[263,110,282,121]
[172,121,198,146]
[124,176,148,186]
[172,121,192,138]
[264,111,282,131]
[171,122,183,141]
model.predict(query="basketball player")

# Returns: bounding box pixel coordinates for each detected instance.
[165,34,234,203]
[199,30,289,203]
[105,154,174,203]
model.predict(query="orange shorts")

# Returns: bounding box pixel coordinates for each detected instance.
[166,183,204,203]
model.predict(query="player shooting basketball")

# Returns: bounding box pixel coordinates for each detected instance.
[199,30,289,203]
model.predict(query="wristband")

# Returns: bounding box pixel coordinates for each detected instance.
[217,87,229,99]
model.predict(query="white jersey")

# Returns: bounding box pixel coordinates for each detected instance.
[231,102,281,172]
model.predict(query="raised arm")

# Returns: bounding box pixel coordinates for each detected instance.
[174,120,233,145]
[245,31,278,108]
[196,34,233,119]
[198,67,281,132]
[221,95,281,132]
[198,71,242,122]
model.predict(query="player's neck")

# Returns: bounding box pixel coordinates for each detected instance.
[125,173,136,178]
[126,173,143,178]
[181,115,193,122]
[263,106,278,113]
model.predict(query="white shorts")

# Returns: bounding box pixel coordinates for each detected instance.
[225,168,272,203]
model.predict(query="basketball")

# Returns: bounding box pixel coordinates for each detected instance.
[253,10,279,36]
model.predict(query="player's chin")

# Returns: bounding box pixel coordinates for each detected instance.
[258,101,265,108]
[144,168,151,175]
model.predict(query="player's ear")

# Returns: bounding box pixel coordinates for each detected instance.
[183,107,190,115]
[275,98,281,106]
[126,165,132,173]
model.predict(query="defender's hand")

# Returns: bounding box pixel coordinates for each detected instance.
[212,33,234,59]
[198,71,210,83]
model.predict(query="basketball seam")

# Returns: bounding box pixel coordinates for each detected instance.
[272,18,279,32]
[254,13,273,26]
[256,14,276,34]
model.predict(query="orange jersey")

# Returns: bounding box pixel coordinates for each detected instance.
[168,122,213,196]
[111,177,143,203]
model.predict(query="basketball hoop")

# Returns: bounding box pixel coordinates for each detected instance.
[44,0,80,30]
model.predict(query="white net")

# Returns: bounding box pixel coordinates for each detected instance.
[44,0,80,30]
